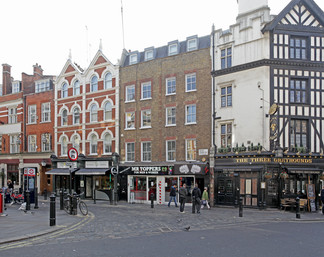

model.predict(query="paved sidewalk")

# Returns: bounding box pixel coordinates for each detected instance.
[1,199,323,245]
[0,199,85,244]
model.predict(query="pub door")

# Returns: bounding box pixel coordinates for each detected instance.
[216,177,235,205]
[240,177,258,207]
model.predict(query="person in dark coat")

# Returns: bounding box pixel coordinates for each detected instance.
[192,183,201,214]
[179,183,187,213]
[321,186,324,215]
[168,184,177,207]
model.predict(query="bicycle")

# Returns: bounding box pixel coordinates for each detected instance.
[63,193,88,216]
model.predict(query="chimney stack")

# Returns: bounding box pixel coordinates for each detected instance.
[2,63,12,95]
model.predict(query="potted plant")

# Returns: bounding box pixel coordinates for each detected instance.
[320,172,324,180]
[264,171,272,179]
[280,171,289,179]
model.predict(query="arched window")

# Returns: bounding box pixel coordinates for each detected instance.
[62,83,68,98]
[104,72,112,89]
[72,135,80,153]
[73,80,80,95]
[61,109,68,126]
[104,102,112,120]
[90,134,98,154]
[61,136,68,156]
[103,133,112,154]
[91,76,98,92]
[73,107,80,124]
[90,104,98,122]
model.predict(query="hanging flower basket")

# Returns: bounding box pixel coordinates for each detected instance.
[280,172,289,179]
[264,172,272,179]
[320,173,324,180]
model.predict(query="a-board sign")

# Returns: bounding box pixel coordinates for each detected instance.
[306,184,316,212]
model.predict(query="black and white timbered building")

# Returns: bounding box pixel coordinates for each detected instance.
[211,0,324,209]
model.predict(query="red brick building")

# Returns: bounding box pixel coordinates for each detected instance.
[0,63,55,195]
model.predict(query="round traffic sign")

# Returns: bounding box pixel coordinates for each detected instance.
[68,147,78,161]
[111,167,118,176]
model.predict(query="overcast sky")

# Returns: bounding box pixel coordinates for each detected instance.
[1,0,323,81]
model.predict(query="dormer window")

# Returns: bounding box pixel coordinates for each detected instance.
[35,79,50,93]
[12,81,20,93]
[129,54,138,65]
[187,38,197,51]
[168,44,178,56]
[145,50,153,61]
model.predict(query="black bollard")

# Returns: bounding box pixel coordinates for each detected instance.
[60,189,64,210]
[192,196,196,213]
[69,194,73,215]
[44,189,47,201]
[150,193,154,208]
[239,197,243,217]
[296,197,301,219]
[93,188,96,204]
[34,187,39,209]
[49,193,56,226]
[72,194,77,215]
[26,190,31,211]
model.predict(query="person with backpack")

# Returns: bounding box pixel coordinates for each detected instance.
[168,184,177,207]
[179,183,187,213]
[192,183,201,214]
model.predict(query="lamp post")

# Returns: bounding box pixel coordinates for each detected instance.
[112,152,120,205]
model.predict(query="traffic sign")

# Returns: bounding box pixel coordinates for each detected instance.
[111,167,118,176]
[68,148,78,161]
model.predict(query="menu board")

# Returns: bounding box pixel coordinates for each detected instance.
[306,184,316,212]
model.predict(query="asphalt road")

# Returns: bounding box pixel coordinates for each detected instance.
[1,221,324,257]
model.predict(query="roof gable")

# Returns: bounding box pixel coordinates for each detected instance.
[263,0,324,31]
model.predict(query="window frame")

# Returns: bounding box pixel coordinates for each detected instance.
[221,47,232,69]
[221,123,232,148]
[41,102,51,122]
[126,142,135,162]
[90,134,98,155]
[166,77,176,95]
[125,85,135,102]
[221,85,232,108]
[166,107,176,126]
[10,135,20,154]
[141,109,152,128]
[166,140,176,162]
[61,83,68,98]
[28,135,37,152]
[104,102,112,121]
[289,37,307,60]
[91,75,98,92]
[90,104,98,123]
[103,133,112,154]
[61,136,68,156]
[41,133,51,152]
[12,81,20,93]
[185,139,196,161]
[61,109,68,126]
[73,80,80,96]
[8,107,17,124]
[125,111,135,129]
[290,119,308,149]
[185,73,196,92]
[145,50,153,61]
[187,38,197,51]
[28,105,37,124]
[35,79,50,93]
[129,54,137,65]
[104,72,112,89]
[141,82,152,100]
[185,104,196,125]
[141,141,152,162]
[289,79,307,104]
[168,44,178,56]
[73,107,80,125]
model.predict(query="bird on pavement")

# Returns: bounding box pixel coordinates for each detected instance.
[184,226,190,231]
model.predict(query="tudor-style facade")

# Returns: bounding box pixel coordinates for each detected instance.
[212,0,324,209]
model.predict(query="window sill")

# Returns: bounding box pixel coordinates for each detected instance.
[40,121,51,124]
[140,126,152,130]
[140,98,152,101]
[186,89,197,93]
[166,93,176,96]
[166,124,176,127]
[125,100,135,103]
[125,128,136,130]
[185,122,197,126]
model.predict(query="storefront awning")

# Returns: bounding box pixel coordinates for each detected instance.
[75,168,110,175]
[46,168,77,175]
[287,168,322,174]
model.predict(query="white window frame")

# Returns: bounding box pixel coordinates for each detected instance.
[8,107,17,124]
[12,81,20,93]
[166,107,176,126]
[126,142,135,162]
[186,104,196,125]
[221,85,232,108]
[71,135,80,153]
[141,109,151,128]
[104,72,112,89]
[10,135,20,153]
[141,141,152,162]
[125,112,135,129]
[145,50,153,61]
[62,83,68,98]
[91,75,98,92]
[41,102,50,122]
[166,140,176,162]
[41,133,51,152]
[186,139,196,161]
[73,80,80,96]
[61,136,68,156]
[104,102,112,121]
[35,79,50,93]
[90,134,98,155]
[141,82,152,100]
[169,44,177,56]
[187,38,197,51]
[221,47,232,69]
[103,133,112,154]
[61,109,68,126]
[125,85,135,102]
[186,73,196,92]
[90,104,98,123]
[129,54,137,65]
[73,107,80,125]
[166,77,176,95]
[28,135,37,152]
[28,105,37,124]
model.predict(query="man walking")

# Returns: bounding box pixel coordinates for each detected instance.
[179,183,187,213]
[192,183,201,214]
[168,184,177,207]
[321,185,324,215]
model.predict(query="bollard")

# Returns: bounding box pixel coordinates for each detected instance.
[239,197,243,217]
[150,193,154,208]
[93,188,96,204]
[60,189,64,210]
[296,197,301,219]
[192,196,196,213]
[49,193,56,226]
[69,194,73,215]
[72,194,77,215]
[26,190,31,211]
[34,187,39,209]
[44,189,47,200]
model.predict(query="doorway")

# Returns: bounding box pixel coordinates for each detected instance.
[216,177,235,205]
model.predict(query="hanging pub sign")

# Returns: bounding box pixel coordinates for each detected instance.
[24,167,36,177]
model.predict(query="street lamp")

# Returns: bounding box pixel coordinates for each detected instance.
[111,152,120,205]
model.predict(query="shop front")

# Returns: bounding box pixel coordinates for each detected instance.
[127,163,208,205]
[214,153,324,210]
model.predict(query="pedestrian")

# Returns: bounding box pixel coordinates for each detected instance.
[168,184,177,207]
[179,183,187,213]
[201,187,210,210]
[7,180,13,193]
[192,183,201,214]
[321,186,324,215]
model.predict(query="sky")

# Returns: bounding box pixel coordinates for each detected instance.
[1,0,324,81]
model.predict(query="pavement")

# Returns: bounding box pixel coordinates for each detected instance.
[1,198,324,245]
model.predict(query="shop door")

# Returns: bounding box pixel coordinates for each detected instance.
[86,177,92,198]
[148,177,157,202]
[217,178,235,205]
[240,178,258,206]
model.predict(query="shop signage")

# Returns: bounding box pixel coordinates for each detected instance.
[199,149,208,155]
[235,157,313,164]
[57,162,77,169]
[131,166,169,175]
[174,164,204,175]
[85,161,109,169]
[24,167,36,177]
